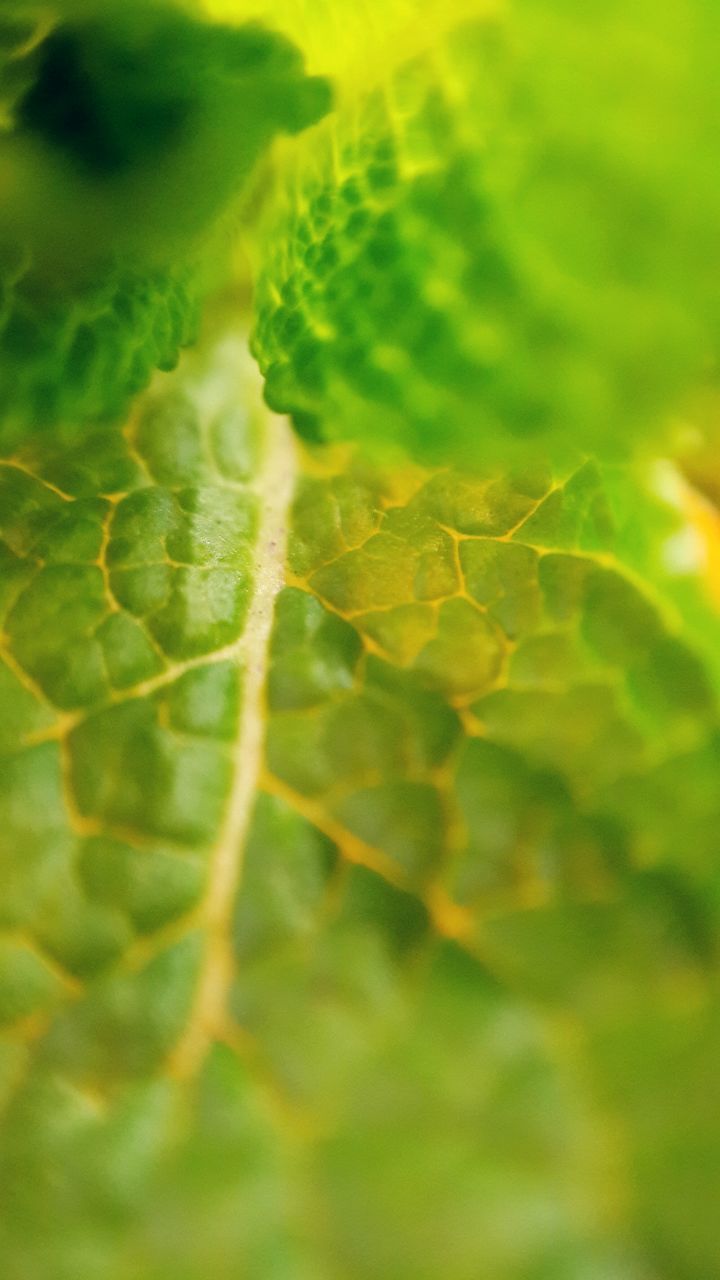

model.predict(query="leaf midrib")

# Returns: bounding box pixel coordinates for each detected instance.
[166,396,298,1080]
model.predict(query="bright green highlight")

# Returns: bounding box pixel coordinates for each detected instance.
[253,1,720,463]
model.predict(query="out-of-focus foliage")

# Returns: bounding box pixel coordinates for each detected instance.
[0,1,329,444]
[1,1,720,1279]
[250,0,720,464]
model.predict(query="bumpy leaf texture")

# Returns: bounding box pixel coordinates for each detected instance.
[250,0,720,463]
[0,0,329,441]
[1,2,720,1279]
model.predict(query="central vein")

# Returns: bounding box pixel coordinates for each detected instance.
[168,371,297,1080]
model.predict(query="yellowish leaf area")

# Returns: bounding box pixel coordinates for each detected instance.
[2,335,720,1277]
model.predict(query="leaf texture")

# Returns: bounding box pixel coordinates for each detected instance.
[251,0,720,463]
[2,1,720,1276]
[2,339,720,1277]
[0,1,329,440]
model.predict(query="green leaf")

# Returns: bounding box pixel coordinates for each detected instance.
[2,1,720,1276]
[0,2,329,442]
[2,336,720,1277]
[251,0,720,464]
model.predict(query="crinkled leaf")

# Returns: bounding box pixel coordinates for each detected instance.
[1,341,720,1278]
[251,0,720,464]
[2,0,720,1277]
[0,1,329,442]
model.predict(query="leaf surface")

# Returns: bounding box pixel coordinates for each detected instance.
[251,0,720,463]
[2,339,720,1277]
[2,1,720,1276]
[0,1,329,439]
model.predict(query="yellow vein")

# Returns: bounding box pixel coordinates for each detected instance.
[168,408,297,1080]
